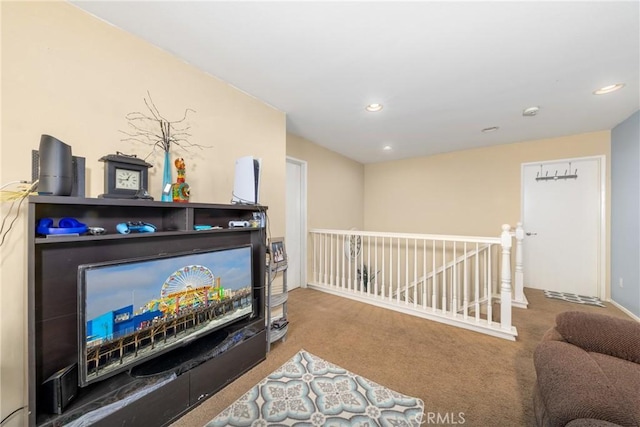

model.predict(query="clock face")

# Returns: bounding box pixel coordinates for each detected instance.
[115,168,141,190]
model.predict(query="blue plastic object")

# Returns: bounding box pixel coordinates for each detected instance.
[37,217,88,235]
[116,221,157,234]
[194,225,214,231]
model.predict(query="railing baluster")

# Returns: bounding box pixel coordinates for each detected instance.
[442,241,446,315]
[367,235,371,295]
[396,238,401,304]
[307,229,517,341]
[388,238,393,301]
[320,233,324,285]
[413,239,418,307]
[324,233,328,285]
[347,234,351,291]
[474,243,480,322]
[318,233,323,284]
[500,224,513,330]
[324,233,327,285]
[360,236,364,293]
[312,234,316,282]
[486,245,492,325]
[331,234,335,286]
[381,237,385,299]
[463,242,468,320]
[328,234,331,286]
[452,242,457,317]
[404,238,409,305]
[514,222,525,306]
[340,235,344,288]
[387,237,393,301]
[336,234,341,288]
[432,240,436,313]
[319,234,323,284]
[422,239,427,309]
[340,234,345,290]
[374,237,378,297]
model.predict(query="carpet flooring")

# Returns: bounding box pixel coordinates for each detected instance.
[206,349,424,426]
[171,287,631,427]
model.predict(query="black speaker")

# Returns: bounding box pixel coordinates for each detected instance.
[42,363,78,414]
[37,134,73,196]
[32,135,85,197]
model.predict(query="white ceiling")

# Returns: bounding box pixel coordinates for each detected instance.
[71,1,639,164]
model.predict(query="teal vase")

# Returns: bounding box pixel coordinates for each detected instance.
[161,151,172,202]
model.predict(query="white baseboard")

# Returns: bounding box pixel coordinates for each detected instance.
[608,299,640,322]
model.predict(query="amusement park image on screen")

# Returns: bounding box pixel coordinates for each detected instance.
[77,245,254,386]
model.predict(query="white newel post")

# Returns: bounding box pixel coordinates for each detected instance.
[500,224,512,330]
[514,222,525,305]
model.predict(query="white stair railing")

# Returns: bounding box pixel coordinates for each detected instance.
[510,222,528,308]
[309,226,518,341]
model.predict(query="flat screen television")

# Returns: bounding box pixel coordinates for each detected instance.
[77,245,254,387]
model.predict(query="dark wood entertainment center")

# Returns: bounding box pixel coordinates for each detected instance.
[27,196,268,426]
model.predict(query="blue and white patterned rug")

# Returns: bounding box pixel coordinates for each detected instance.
[206,350,424,427]
[544,290,605,307]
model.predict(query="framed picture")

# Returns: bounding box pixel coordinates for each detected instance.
[270,237,287,266]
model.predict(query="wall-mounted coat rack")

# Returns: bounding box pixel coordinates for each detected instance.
[536,162,578,181]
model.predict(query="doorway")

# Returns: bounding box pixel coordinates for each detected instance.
[521,156,605,298]
[286,157,307,290]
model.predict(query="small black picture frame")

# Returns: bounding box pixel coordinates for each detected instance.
[270,237,287,267]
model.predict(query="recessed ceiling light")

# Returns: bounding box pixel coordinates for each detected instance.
[593,84,625,95]
[365,103,383,112]
[481,126,499,133]
[523,106,540,117]
[383,145,392,151]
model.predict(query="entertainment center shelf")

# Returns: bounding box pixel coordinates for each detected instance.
[30,195,265,232]
[34,227,257,244]
[27,196,268,427]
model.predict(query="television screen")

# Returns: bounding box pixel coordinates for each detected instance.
[77,245,254,386]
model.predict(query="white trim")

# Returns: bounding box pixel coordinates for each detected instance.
[512,294,529,309]
[608,299,640,322]
[310,228,501,244]
[286,156,308,289]
[598,154,606,301]
[520,155,607,300]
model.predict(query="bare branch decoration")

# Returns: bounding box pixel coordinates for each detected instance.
[120,91,211,158]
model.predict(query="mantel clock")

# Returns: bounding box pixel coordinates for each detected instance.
[99,153,152,199]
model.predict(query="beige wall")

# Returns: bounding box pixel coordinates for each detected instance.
[364,131,610,236]
[364,131,612,300]
[0,2,285,424]
[286,133,365,285]
[286,133,364,231]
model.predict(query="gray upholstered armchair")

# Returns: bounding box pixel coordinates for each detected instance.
[533,311,640,427]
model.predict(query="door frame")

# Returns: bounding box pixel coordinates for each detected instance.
[520,155,607,300]
[286,156,308,289]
